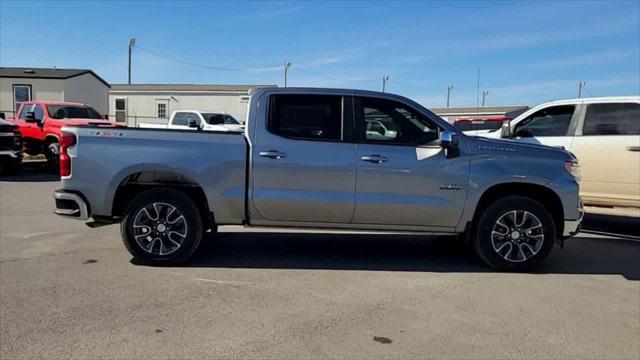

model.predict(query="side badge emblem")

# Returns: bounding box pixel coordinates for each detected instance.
[440,183,462,191]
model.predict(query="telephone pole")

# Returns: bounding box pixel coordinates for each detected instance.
[482,90,489,106]
[578,81,586,98]
[284,62,291,87]
[382,75,389,92]
[128,38,135,85]
[446,85,454,108]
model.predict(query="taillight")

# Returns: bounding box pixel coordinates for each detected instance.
[59,132,77,177]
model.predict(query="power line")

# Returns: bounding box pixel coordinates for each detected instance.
[135,45,281,72]
[295,67,377,83]
[132,43,491,99]
[584,87,595,97]
[391,78,432,91]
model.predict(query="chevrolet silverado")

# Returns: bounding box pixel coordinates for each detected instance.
[53,88,583,271]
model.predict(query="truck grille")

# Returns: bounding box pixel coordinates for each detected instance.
[0,134,15,149]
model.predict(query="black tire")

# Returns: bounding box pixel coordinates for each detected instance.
[473,196,556,271]
[45,142,59,173]
[121,188,205,266]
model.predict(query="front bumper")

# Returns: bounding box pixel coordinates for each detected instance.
[0,149,21,159]
[562,202,584,238]
[54,190,89,220]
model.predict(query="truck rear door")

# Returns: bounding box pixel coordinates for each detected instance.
[569,101,640,208]
[250,94,356,223]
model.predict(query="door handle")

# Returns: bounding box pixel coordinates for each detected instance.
[361,155,388,164]
[626,146,640,152]
[259,150,287,159]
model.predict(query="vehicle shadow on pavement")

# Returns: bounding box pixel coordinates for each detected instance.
[188,232,640,281]
[582,213,640,237]
[0,162,59,182]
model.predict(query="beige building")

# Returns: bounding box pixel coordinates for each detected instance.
[0,67,110,116]
[108,84,276,126]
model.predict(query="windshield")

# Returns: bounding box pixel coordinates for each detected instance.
[454,120,505,131]
[47,105,103,120]
[202,113,240,125]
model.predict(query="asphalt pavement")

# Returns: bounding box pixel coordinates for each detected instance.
[1,165,639,359]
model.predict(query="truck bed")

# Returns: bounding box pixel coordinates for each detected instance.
[62,126,248,224]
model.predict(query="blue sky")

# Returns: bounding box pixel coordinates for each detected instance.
[1,0,639,107]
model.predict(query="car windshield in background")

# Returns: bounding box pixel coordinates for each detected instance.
[454,120,505,131]
[202,113,240,125]
[47,106,103,120]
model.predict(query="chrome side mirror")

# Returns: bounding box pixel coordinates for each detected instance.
[440,130,460,158]
[439,130,459,149]
[188,118,200,129]
[24,111,37,122]
[500,121,512,138]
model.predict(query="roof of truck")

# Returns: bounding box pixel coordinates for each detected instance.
[534,96,640,106]
[20,100,88,106]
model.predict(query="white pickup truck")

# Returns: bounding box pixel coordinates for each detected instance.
[139,110,244,132]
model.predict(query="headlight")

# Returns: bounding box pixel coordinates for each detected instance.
[564,160,580,179]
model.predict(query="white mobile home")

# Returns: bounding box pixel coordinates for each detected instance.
[108,84,276,126]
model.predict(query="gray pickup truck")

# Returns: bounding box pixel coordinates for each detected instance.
[54,88,583,271]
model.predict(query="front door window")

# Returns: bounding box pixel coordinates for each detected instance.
[359,97,439,146]
[514,105,575,137]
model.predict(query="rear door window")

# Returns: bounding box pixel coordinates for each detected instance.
[47,106,102,119]
[172,112,198,126]
[268,95,342,141]
[582,103,640,135]
[515,105,575,137]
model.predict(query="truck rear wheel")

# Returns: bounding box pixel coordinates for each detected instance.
[473,196,556,271]
[121,188,204,266]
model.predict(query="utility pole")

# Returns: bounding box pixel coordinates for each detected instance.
[284,62,291,87]
[446,85,454,108]
[128,38,135,85]
[382,75,389,92]
[482,90,489,106]
[578,81,586,98]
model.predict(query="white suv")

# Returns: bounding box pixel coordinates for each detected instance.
[486,96,640,213]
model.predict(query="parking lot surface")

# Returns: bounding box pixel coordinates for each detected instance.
[1,167,639,359]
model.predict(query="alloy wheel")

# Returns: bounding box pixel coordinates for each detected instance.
[491,210,544,263]
[132,202,188,256]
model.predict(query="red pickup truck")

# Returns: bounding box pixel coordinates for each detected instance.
[10,101,123,170]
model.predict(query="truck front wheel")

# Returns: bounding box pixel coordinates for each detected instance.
[473,196,556,271]
[45,142,60,173]
[121,188,204,265]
